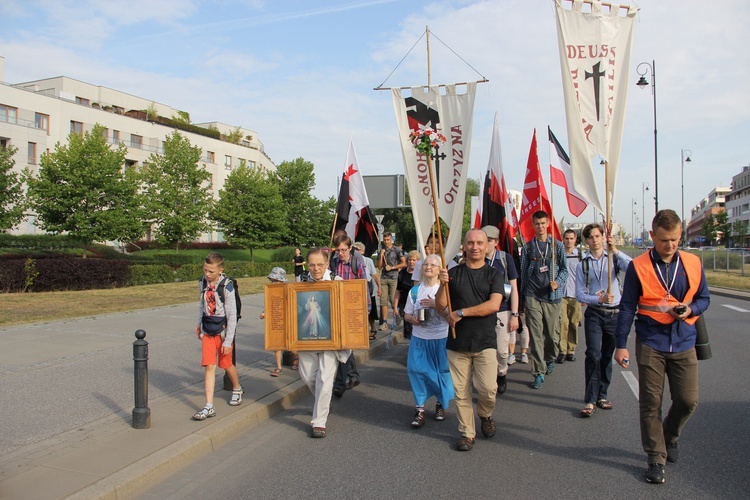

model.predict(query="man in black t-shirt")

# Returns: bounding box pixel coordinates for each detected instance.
[437,229,504,452]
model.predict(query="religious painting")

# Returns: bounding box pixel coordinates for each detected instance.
[296,290,332,341]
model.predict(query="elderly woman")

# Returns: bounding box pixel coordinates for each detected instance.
[403,254,455,428]
[396,250,421,338]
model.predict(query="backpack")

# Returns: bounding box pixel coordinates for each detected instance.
[581,255,621,293]
[489,250,510,286]
[200,275,242,320]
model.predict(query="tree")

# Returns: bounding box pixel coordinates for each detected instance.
[700,213,717,246]
[211,165,287,261]
[731,219,749,248]
[0,144,26,231]
[302,196,337,247]
[25,124,145,255]
[141,131,213,250]
[714,209,731,247]
[462,177,480,235]
[272,157,319,245]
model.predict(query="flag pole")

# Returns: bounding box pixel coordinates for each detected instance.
[604,159,613,294]
[427,155,455,338]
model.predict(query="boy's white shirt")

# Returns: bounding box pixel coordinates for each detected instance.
[198,273,238,347]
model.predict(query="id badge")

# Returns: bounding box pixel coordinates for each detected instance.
[538,265,548,273]
[657,297,672,313]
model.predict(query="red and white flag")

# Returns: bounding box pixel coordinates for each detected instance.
[392,83,477,260]
[475,113,519,259]
[334,140,379,256]
[519,130,562,243]
[549,127,588,217]
[555,0,637,211]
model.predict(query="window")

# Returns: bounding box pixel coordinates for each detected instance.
[112,130,120,144]
[125,159,137,170]
[131,134,142,149]
[239,158,246,168]
[70,121,83,135]
[101,127,109,140]
[225,155,232,169]
[249,161,256,168]
[1,104,18,124]
[28,142,37,165]
[0,138,9,148]
[35,113,49,133]
[75,96,90,106]
[207,151,215,163]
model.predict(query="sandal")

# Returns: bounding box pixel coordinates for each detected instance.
[596,399,613,410]
[291,355,299,370]
[270,368,283,377]
[369,330,377,341]
[580,404,595,418]
[193,405,216,421]
[229,387,244,406]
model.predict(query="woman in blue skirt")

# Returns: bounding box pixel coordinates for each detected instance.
[403,254,455,428]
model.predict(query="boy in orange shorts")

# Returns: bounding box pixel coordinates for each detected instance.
[193,252,243,420]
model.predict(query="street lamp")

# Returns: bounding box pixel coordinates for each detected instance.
[632,198,637,245]
[681,149,692,247]
[642,182,650,242]
[637,60,659,213]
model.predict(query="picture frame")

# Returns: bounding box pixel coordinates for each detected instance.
[264,280,369,351]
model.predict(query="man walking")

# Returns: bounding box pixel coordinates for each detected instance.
[378,232,406,329]
[614,210,710,484]
[519,210,568,390]
[436,229,504,451]
[558,229,582,363]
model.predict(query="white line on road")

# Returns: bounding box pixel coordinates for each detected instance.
[722,304,750,313]
[622,371,639,400]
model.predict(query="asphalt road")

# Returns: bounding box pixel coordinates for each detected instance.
[140,296,750,499]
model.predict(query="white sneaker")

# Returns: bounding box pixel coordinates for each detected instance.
[379,323,390,331]
[520,353,529,364]
[507,354,516,365]
[395,315,402,326]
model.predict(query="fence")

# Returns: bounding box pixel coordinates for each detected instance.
[620,247,750,276]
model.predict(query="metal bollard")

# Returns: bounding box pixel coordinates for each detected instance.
[132,329,151,429]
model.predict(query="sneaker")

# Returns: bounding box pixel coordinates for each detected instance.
[507,353,516,365]
[546,360,555,375]
[520,353,529,364]
[311,427,326,438]
[480,416,496,438]
[555,354,565,364]
[435,403,445,421]
[666,441,679,463]
[565,354,577,362]
[395,315,402,326]
[333,388,344,398]
[531,374,544,389]
[411,410,426,428]
[645,463,665,484]
[456,436,475,451]
[379,322,390,331]
[346,378,360,390]
[497,374,507,395]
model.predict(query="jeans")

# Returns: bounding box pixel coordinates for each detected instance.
[583,307,618,404]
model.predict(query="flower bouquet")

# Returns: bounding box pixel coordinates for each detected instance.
[409,127,446,156]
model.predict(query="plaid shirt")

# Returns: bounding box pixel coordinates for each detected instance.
[519,237,568,303]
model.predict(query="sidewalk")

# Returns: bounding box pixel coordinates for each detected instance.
[0,293,405,499]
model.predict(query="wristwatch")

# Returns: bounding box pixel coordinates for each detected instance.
[511,312,519,317]
[457,309,464,317]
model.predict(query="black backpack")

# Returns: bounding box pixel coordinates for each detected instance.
[199,275,242,320]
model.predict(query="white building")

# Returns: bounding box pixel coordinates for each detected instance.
[0,56,275,238]
[726,165,750,247]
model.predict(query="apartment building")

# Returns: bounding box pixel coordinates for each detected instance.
[686,186,731,247]
[726,165,750,248]
[0,56,275,238]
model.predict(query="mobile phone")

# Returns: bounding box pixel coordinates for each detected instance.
[673,305,687,315]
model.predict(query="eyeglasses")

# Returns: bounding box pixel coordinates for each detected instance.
[335,247,350,253]
[423,264,439,268]
[307,263,327,268]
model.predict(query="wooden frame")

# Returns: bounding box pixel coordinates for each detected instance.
[264,280,369,351]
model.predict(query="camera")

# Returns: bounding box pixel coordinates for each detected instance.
[673,304,687,315]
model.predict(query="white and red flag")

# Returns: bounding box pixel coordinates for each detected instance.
[392,83,477,260]
[519,130,562,243]
[476,113,519,259]
[554,0,637,211]
[334,140,379,256]
[549,126,588,217]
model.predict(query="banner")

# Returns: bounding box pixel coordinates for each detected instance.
[334,140,379,256]
[477,113,519,260]
[549,126,588,217]
[519,130,562,243]
[392,83,477,260]
[555,0,637,211]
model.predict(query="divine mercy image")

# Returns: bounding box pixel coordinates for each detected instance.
[296,291,331,341]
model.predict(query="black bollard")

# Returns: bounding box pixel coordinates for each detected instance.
[695,315,712,360]
[132,329,151,429]
[223,338,237,391]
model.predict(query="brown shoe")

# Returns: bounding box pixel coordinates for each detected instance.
[456,436,475,451]
[480,416,496,438]
[311,427,326,438]
[411,410,425,428]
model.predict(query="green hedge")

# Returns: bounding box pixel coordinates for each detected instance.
[0,234,83,250]
[126,261,293,286]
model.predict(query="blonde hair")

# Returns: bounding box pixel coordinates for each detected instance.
[419,254,443,281]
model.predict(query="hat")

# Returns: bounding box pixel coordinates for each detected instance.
[267,267,288,282]
[481,225,500,240]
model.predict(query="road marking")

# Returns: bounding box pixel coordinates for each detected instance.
[722,304,750,313]
[622,371,639,400]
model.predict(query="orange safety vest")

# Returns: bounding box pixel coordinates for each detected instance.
[633,250,702,325]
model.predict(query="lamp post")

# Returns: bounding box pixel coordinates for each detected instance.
[632,198,637,245]
[681,149,692,247]
[642,182,650,242]
[637,60,659,213]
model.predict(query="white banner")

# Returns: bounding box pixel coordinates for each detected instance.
[555,0,637,211]
[392,83,476,260]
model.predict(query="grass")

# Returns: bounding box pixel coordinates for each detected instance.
[1,268,747,328]
[133,248,278,263]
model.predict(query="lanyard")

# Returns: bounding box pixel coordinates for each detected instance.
[534,238,549,260]
[591,253,606,287]
[654,254,681,298]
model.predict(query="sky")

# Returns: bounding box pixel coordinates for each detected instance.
[1,0,749,237]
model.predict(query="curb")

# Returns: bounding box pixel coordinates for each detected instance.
[65,331,405,499]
